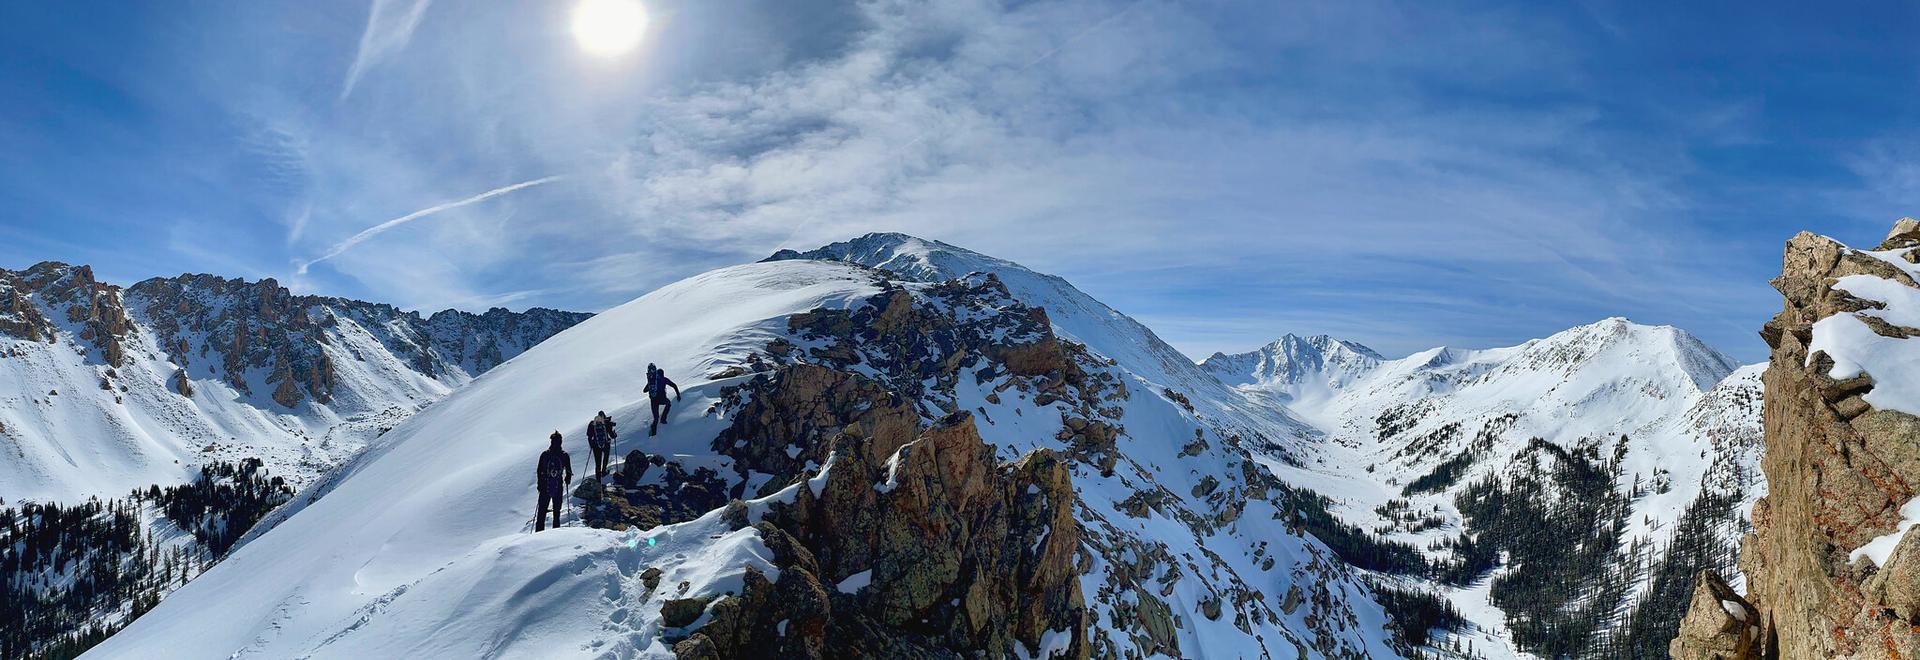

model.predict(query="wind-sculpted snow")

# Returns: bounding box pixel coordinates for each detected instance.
[89,258,1408,658]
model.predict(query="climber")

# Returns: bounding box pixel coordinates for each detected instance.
[586,411,617,479]
[534,431,572,532]
[644,363,681,437]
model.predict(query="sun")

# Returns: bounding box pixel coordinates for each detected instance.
[570,0,649,58]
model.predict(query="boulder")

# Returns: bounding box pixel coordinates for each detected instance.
[1668,571,1761,660]
[1879,216,1920,250]
[661,595,715,629]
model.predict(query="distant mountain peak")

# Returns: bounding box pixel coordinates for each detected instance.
[1271,333,1385,360]
[1525,317,1741,391]
[1201,332,1385,392]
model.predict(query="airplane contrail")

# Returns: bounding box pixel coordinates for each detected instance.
[295,175,561,275]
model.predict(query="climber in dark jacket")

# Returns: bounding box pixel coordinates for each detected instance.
[645,364,681,437]
[534,431,572,532]
[586,411,617,479]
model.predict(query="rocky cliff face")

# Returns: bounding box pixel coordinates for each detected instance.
[127,272,590,408]
[1674,220,1920,659]
[0,261,591,502]
[0,262,132,365]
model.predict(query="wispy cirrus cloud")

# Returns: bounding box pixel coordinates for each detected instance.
[339,0,433,101]
[15,0,1913,361]
[294,176,560,275]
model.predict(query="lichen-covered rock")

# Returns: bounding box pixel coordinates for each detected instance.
[1680,222,1920,659]
[1863,531,1920,624]
[676,407,1090,660]
[662,595,717,629]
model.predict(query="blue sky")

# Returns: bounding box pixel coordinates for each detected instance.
[2,0,1916,362]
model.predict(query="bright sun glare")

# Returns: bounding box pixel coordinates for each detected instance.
[571,0,648,57]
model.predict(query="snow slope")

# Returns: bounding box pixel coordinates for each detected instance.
[86,261,875,659]
[90,258,1405,659]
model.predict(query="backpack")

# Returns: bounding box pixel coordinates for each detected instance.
[539,451,568,481]
[588,420,610,449]
[646,370,663,396]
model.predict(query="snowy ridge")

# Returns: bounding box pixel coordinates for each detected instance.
[91,258,1406,658]
[769,233,1319,454]
[57,234,1770,658]
[86,261,879,659]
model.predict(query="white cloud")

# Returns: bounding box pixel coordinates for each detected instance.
[199,0,1784,357]
[295,176,560,275]
[339,0,434,101]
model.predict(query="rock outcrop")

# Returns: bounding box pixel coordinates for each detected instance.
[666,267,1391,657]
[682,413,1088,659]
[128,273,589,407]
[659,361,1090,658]
[1676,220,1920,659]
[0,263,131,365]
[1669,570,1763,659]
[656,275,1096,658]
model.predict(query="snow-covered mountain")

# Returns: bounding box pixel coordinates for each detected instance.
[769,233,1320,457]
[1201,333,1386,405]
[1,262,591,657]
[1229,318,1764,658]
[0,262,589,504]
[47,233,1771,659]
[91,252,1416,658]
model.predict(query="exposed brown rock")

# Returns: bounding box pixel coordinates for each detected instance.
[710,363,915,497]
[1880,217,1920,250]
[678,411,1090,660]
[1680,225,1920,659]
[662,595,717,628]
[171,370,194,397]
[0,263,131,364]
[1668,570,1763,660]
[126,272,586,404]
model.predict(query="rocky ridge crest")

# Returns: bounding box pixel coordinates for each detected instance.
[1673,220,1920,659]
